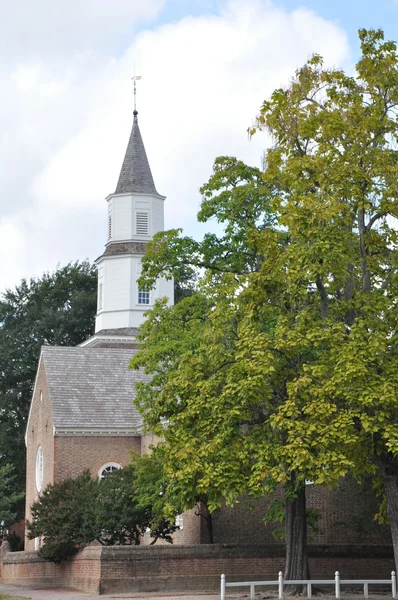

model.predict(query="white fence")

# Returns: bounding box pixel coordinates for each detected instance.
[220,570,397,600]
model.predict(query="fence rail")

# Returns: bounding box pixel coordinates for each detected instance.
[220,570,397,600]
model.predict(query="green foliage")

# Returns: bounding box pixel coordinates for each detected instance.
[0,261,97,519]
[27,467,179,562]
[6,532,24,552]
[132,27,398,573]
[27,471,98,562]
[0,464,24,525]
[96,465,152,546]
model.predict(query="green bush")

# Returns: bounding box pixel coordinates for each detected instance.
[27,467,177,562]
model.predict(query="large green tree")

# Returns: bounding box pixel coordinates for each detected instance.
[132,28,398,580]
[131,157,334,581]
[0,261,97,517]
[249,28,398,571]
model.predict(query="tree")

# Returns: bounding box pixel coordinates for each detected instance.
[96,465,153,546]
[0,464,24,525]
[131,157,328,581]
[247,27,398,572]
[132,448,212,543]
[27,467,178,562]
[0,261,97,517]
[27,471,99,562]
[132,28,398,582]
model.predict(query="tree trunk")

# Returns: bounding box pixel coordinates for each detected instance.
[205,511,214,544]
[196,502,214,543]
[378,457,398,574]
[284,483,310,594]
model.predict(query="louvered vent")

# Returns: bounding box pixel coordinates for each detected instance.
[136,212,149,235]
[108,215,112,240]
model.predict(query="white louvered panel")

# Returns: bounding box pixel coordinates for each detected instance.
[136,212,149,235]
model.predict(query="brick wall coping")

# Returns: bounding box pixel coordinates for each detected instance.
[100,543,394,560]
[3,546,102,564]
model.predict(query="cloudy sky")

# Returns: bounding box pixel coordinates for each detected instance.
[0,0,396,294]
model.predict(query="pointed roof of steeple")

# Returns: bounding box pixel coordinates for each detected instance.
[115,110,159,195]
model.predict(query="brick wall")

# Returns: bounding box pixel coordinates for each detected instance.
[54,435,141,481]
[1,543,394,594]
[25,359,55,552]
[212,478,391,547]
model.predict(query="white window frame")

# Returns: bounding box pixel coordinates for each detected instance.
[138,289,150,305]
[36,446,43,492]
[98,462,122,480]
[175,514,183,529]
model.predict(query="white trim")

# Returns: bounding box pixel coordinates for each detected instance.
[98,462,122,480]
[96,252,145,265]
[79,334,138,348]
[54,427,142,436]
[36,446,43,492]
[105,192,166,202]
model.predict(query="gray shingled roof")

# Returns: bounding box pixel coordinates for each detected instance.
[115,111,159,195]
[42,346,148,430]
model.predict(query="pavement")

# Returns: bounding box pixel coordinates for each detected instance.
[0,586,224,600]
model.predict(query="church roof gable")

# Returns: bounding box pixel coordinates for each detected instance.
[41,346,146,431]
[115,111,158,195]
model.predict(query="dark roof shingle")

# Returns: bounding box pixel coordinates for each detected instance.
[115,111,159,195]
[42,346,147,431]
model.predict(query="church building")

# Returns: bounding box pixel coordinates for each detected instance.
[24,107,208,551]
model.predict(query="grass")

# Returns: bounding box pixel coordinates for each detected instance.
[0,595,31,599]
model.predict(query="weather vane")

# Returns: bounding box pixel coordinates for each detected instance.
[132,66,142,113]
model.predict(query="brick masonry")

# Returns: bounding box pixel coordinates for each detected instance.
[25,360,55,552]
[25,358,142,552]
[211,478,392,547]
[1,543,395,595]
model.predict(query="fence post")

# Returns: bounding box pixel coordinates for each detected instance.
[221,574,226,600]
[335,571,340,600]
[278,571,284,599]
[364,582,368,600]
[392,571,397,599]
[307,582,312,599]
[250,583,255,600]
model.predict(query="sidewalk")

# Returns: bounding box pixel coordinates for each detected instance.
[0,585,223,600]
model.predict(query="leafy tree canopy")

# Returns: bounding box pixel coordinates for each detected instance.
[131,28,398,578]
[0,261,97,518]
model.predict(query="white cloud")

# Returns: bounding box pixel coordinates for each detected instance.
[0,0,350,293]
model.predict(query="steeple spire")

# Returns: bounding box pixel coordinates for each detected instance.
[115,80,158,195]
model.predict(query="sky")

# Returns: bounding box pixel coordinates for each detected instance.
[0,0,396,294]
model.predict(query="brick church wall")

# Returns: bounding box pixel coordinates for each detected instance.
[25,360,55,552]
[211,478,391,547]
[54,435,141,480]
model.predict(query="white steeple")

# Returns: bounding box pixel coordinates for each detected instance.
[88,108,174,343]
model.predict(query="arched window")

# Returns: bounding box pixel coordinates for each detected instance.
[36,446,43,492]
[98,462,121,480]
